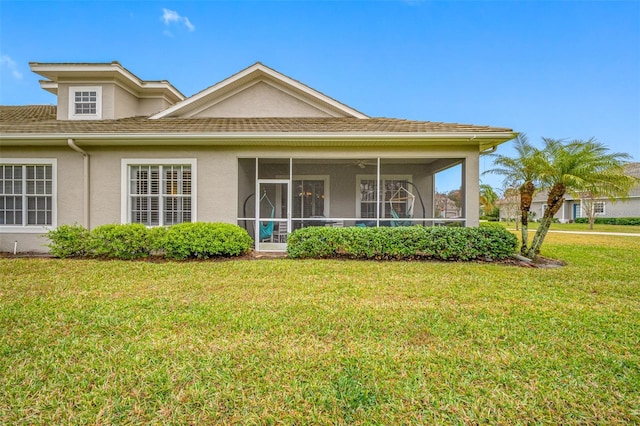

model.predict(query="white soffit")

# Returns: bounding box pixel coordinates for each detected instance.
[150,62,369,119]
[29,62,185,102]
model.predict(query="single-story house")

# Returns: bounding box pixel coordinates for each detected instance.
[528,162,640,223]
[0,61,516,252]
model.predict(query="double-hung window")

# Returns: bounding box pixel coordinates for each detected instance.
[593,201,605,215]
[122,160,196,226]
[69,86,102,120]
[0,159,56,230]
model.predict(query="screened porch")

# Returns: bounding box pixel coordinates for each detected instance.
[237,157,469,251]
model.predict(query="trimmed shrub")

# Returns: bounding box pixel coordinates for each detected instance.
[163,222,253,260]
[574,217,640,226]
[88,223,152,259]
[147,226,168,253]
[287,225,518,261]
[46,224,90,258]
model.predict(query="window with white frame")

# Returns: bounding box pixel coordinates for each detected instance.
[593,201,605,215]
[356,175,412,219]
[0,160,56,229]
[69,86,102,119]
[122,160,195,226]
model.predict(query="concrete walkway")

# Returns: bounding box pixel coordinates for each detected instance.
[507,228,640,237]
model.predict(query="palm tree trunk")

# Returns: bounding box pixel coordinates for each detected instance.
[527,217,553,258]
[519,181,535,255]
[527,183,565,258]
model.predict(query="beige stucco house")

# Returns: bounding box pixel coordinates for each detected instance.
[528,162,640,223]
[0,61,516,252]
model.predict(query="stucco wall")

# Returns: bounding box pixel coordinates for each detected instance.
[112,85,139,119]
[0,146,84,252]
[57,83,116,120]
[88,147,238,227]
[138,98,173,116]
[531,196,640,222]
[2,144,479,253]
[55,83,173,120]
[194,82,335,118]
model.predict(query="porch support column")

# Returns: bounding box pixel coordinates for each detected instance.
[463,155,480,227]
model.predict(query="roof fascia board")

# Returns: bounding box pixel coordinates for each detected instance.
[38,80,58,95]
[0,132,515,141]
[150,63,368,119]
[29,62,185,101]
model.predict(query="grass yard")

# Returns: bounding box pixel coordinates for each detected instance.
[1,233,639,424]
[501,221,640,234]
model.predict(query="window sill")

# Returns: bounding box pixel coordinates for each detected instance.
[0,226,52,234]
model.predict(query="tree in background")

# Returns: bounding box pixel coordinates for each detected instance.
[446,189,462,213]
[578,191,602,230]
[484,134,542,255]
[479,184,499,218]
[526,138,636,258]
[500,187,521,229]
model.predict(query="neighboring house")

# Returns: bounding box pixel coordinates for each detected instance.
[434,193,462,219]
[529,162,640,222]
[0,61,516,253]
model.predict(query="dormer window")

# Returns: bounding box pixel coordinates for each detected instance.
[68,86,101,119]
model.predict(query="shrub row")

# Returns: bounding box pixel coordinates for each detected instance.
[286,224,518,261]
[574,217,640,226]
[47,222,253,260]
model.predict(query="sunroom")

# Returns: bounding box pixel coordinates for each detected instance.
[237,156,470,251]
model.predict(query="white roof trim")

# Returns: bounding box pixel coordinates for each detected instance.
[0,131,515,140]
[150,63,369,119]
[29,62,185,101]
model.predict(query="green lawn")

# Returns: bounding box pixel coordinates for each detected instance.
[1,233,639,424]
[500,220,640,234]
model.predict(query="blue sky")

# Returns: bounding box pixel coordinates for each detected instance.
[1,0,639,192]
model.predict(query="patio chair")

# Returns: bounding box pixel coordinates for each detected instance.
[259,191,275,241]
[389,186,415,227]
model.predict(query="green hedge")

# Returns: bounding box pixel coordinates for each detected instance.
[287,225,518,261]
[45,224,90,258]
[163,222,253,260]
[88,223,152,259]
[46,222,252,260]
[574,217,640,226]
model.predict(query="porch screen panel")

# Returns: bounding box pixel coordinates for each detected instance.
[359,179,378,218]
[384,179,411,218]
[293,180,325,218]
[358,177,412,219]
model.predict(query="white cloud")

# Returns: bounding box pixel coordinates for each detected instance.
[0,55,23,80]
[161,8,195,33]
[183,17,195,32]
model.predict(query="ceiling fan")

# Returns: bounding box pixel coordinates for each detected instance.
[349,160,377,168]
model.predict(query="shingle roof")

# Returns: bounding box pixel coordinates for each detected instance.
[0,105,513,135]
[531,162,640,201]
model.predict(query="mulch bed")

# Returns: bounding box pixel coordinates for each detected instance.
[1,250,564,267]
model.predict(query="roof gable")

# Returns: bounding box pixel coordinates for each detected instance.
[150,62,368,119]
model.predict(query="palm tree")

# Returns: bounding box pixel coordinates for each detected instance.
[479,184,499,217]
[526,138,636,258]
[484,134,542,254]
